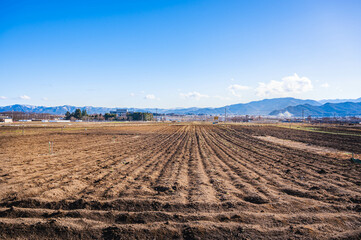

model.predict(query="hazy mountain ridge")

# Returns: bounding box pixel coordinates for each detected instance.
[132,98,321,115]
[318,97,361,104]
[0,104,115,115]
[224,98,321,115]
[270,102,361,117]
[0,98,323,116]
[1,97,361,116]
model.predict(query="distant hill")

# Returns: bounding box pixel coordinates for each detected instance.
[158,97,321,115]
[270,102,361,117]
[0,104,114,115]
[318,97,361,104]
[0,98,322,116]
[224,97,320,115]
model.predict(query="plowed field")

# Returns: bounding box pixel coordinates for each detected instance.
[0,123,360,239]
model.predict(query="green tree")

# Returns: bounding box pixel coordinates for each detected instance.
[127,112,153,121]
[74,109,82,120]
[144,113,153,121]
[104,113,116,120]
[65,111,71,120]
[81,109,88,117]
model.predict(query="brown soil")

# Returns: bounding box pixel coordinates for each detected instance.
[0,123,360,239]
[236,124,361,154]
[254,135,359,160]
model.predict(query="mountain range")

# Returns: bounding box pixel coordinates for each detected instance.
[0,97,361,117]
[270,102,361,117]
[318,97,361,104]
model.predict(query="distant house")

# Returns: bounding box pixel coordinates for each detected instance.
[0,116,13,123]
[110,109,128,118]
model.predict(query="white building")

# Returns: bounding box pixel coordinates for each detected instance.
[110,108,128,117]
[0,117,13,123]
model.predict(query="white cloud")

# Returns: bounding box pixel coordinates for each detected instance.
[130,93,135,97]
[42,97,48,101]
[144,94,156,100]
[321,83,330,88]
[180,91,209,100]
[0,96,7,100]
[228,84,250,97]
[19,95,31,100]
[256,73,313,97]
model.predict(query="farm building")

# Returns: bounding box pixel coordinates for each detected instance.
[110,108,128,117]
[0,116,13,123]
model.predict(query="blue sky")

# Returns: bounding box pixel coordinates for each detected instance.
[1,0,360,108]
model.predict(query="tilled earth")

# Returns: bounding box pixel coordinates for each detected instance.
[238,124,361,154]
[0,123,360,239]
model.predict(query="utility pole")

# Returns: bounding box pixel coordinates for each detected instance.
[224,107,227,122]
[156,108,158,122]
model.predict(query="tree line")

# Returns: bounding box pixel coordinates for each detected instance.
[64,109,153,121]
[64,109,88,120]
[103,112,154,121]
